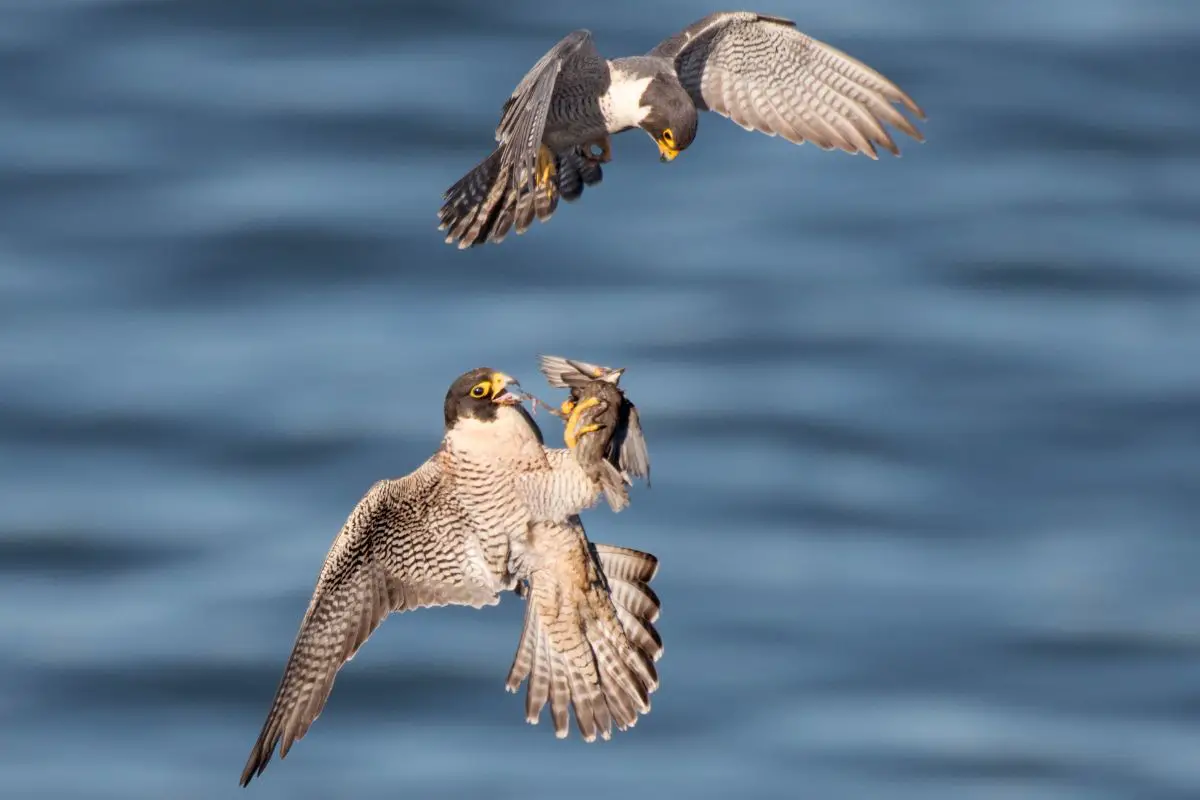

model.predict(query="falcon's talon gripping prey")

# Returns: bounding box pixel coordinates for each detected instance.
[537,354,652,501]
[440,11,925,248]
[564,396,603,449]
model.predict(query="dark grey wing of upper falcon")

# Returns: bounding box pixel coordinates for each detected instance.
[649,11,925,158]
[239,462,500,787]
[494,30,608,193]
[440,31,609,247]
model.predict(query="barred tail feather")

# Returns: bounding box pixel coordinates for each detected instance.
[592,544,659,585]
[439,149,502,244]
[506,541,662,741]
[441,145,605,247]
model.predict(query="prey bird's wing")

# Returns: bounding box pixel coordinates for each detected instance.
[538,354,613,389]
[240,461,500,786]
[615,403,651,486]
[496,31,608,195]
[650,12,925,158]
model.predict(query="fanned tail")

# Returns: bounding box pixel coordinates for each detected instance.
[438,148,508,248]
[440,145,603,248]
[506,530,662,741]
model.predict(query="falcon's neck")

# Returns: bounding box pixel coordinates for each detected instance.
[443,406,545,465]
[601,60,655,132]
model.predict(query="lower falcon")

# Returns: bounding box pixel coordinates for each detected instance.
[239,368,662,786]
[439,10,926,248]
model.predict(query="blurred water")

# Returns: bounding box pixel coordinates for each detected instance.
[3,1,1199,798]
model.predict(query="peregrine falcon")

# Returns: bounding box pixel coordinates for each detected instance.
[239,368,662,786]
[539,355,651,496]
[439,10,926,248]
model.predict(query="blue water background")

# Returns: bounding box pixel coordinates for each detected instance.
[2,1,1199,798]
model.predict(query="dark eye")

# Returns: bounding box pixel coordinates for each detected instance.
[470,382,489,398]
[662,129,675,144]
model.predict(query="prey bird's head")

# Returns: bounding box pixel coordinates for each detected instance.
[444,367,523,428]
[638,73,698,163]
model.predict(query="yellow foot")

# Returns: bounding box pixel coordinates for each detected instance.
[566,423,601,449]
[564,396,601,448]
[559,399,576,416]
[536,144,557,189]
[583,137,612,164]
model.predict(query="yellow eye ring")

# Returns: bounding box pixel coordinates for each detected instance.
[662,128,675,144]
[470,382,489,399]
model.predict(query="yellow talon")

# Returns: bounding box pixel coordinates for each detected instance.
[536,144,556,189]
[565,422,601,449]
[559,399,576,416]
[564,396,601,448]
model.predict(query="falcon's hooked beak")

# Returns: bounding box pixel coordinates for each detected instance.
[489,372,522,405]
[657,138,680,162]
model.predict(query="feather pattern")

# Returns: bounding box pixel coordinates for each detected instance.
[439,31,610,247]
[649,11,925,158]
[239,463,506,786]
[242,400,663,785]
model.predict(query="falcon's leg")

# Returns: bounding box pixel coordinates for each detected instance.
[581,136,612,165]
[564,397,602,449]
[536,144,557,190]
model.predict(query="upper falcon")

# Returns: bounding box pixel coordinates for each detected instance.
[439,10,926,248]
[239,368,663,786]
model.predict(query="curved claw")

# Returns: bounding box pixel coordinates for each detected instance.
[564,396,601,449]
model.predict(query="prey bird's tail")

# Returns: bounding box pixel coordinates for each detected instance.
[439,146,603,248]
[594,459,631,513]
[506,527,661,741]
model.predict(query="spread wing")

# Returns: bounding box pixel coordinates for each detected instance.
[650,12,925,158]
[240,461,501,786]
[495,30,608,195]
[538,354,614,389]
[614,402,651,486]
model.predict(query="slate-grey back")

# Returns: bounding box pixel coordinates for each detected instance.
[440,10,926,248]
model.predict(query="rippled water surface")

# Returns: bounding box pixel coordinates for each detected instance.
[3,1,1199,798]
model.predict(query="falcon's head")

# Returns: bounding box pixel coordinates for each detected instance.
[638,73,699,162]
[443,367,523,427]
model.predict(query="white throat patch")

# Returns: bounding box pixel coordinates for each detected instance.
[602,70,653,131]
[445,407,544,460]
